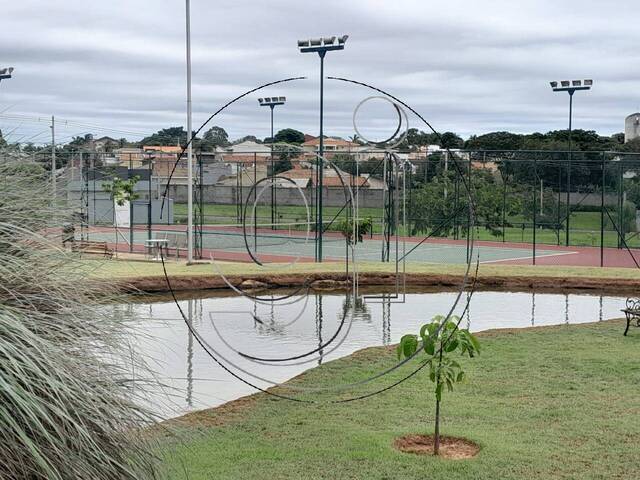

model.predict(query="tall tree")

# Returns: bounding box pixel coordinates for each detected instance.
[201,126,229,150]
[139,127,188,146]
[273,128,305,144]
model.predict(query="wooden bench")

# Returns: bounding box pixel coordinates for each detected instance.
[159,232,188,260]
[72,240,113,258]
[622,298,640,336]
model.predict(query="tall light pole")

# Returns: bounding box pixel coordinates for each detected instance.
[50,116,56,199]
[550,79,592,246]
[185,0,194,263]
[259,96,286,229]
[298,35,348,262]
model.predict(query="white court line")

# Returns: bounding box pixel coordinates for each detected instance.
[480,250,579,264]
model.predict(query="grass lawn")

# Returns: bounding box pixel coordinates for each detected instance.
[87,258,640,281]
[158,319,640,479]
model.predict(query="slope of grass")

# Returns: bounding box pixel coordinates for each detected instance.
[86,258,640,281]
[159,320,640,479]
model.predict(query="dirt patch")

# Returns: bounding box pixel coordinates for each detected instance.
[118,271,640,295]
[394,434,480,459]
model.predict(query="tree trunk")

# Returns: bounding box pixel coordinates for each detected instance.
[434,346,444,455]
[434,395,440,455]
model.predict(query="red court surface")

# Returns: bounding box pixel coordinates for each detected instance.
[85,225,640,269]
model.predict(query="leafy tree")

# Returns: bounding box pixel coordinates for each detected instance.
[0,128,7,148]
[232,135,261,145]
[102,176,140,257]
[271,144,302,174]
[274,128,305,144]
[397,314,480,455]
[465,131,524,151]
[140,127,191,147]
[201,126,229,150]
[439,132,464,149]
[410,168,509,237]
[336,217,372,244]
[103,176,140,207]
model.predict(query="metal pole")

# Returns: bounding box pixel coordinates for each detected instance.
[600,152,605,267]
[51,115,56,199]
[148,158,152,241]
[317,51,326,262]
[254,152,257,253]
[618,161,623,249]
[565,91,573,246]
[533,156,537,265]
[185,0,194,264]
[270,105,275,229]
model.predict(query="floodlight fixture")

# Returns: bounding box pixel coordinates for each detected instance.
[0,66,14,82]
[297,34,348,54]
[258,96,286,107]
[551,79,592,93]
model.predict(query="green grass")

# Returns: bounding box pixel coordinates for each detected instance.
[86,258,640,281]
[159,320,640,479]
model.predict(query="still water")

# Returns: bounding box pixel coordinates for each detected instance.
[115,289,626,418]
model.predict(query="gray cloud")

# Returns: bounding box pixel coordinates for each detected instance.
[1,0,639,144]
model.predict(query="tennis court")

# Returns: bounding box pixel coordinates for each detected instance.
[85,224,579,265]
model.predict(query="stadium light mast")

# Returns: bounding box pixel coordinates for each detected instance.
[0,67,14,83]
[550,79,593,246]
[298,35,348,262]
[185,0,194,263]
[259,96,286,229]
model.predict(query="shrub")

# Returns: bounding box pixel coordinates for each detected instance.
[0,161,159,479]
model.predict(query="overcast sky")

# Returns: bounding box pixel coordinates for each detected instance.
[1,0,639,144]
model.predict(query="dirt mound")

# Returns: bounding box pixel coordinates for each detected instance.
[394,434,479,459]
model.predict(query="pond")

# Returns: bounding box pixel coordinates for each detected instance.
[114,289,627,418]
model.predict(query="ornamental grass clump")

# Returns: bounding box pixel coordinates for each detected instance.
[0,161,159,479]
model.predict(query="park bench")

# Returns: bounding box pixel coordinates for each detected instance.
[159,232,188,260]
[72,240,113,259]
[622,298,640,336]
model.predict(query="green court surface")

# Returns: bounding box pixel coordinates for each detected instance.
[85,227,573,265]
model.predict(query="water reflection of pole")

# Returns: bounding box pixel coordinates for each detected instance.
[465,291,471,330]
[382,296,391,345]
[186,299,194,408]
[316,294,324,365]
[599,295,603,322]
[565,294,569,324]
[531,292,535,326]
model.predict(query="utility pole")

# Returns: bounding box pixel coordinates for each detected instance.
[51,115,56,199]
[185,0,194,263]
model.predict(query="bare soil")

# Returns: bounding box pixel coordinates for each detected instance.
[394,434,480,459]
[120,271,640,295]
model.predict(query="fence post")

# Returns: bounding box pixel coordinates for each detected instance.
[600,152,605,267]
[501,159,507,243]
[618,161,623,249]
[466,157,471,263]
[129,154,133,253]
[533,155,537,265]
[565,153,571,246]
